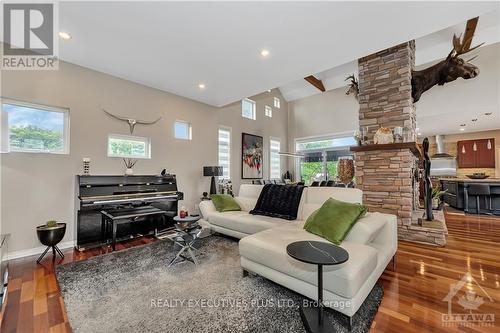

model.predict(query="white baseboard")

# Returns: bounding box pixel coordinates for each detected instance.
[6,240,75,261]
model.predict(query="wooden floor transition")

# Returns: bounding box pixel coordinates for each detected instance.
[1,209,499,332]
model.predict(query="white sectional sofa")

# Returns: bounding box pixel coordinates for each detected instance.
[199,184,397,319]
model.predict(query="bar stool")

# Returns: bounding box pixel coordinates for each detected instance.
[465,184,491,215]
[491,186,500,216]
[310,181,320,187]
[319,181,327,187]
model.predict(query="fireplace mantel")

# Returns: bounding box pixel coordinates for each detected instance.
[350,142,421,159]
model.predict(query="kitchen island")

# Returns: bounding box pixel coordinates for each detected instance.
[440,178,500,214]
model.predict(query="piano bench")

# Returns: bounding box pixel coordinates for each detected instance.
[101,206,167,251]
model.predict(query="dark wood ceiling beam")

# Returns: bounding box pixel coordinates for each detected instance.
[304,75,325,92]
[463,17,479,50]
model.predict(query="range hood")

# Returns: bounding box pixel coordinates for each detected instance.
[430,135,457,177]
[431,135,454,158]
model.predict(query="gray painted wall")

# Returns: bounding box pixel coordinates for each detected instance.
[1,61,288,254]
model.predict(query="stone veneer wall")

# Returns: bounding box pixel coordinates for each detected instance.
[358,41,416,141]
[355,41,446,246]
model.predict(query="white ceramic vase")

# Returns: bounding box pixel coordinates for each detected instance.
[125,168,134,175]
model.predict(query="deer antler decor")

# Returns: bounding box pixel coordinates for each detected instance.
[102,108,161,134]
[411,17,483,103]
[345,74,359,100]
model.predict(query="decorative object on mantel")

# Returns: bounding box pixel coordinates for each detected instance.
[353,129,362,146]
[83,157,91,175]
[345,74,359,100]
[123,158,137,175]
[393,127,403,143]
[36,221,66,264]
[337,157,355,187]
[422,138,434,221]
[411,17,483,103]
[102,108,161,134]
[203,166,223,195]
[374,127,394,144]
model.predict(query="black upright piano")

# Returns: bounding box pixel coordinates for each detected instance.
[75,175,183,251]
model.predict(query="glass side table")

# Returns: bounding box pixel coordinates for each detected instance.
[168,215,202,266]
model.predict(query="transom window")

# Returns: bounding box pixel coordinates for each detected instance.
[273,97,280,109]
[1,99,70,154]
[174,120,192,140]
[218,127,231,179]
[242,98,256,120]
[265,105,273,118]
[296,135,356,185]
[108,134,151,159]
[270,138,281,179]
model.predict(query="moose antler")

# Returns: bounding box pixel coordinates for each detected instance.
[450,33,484,58]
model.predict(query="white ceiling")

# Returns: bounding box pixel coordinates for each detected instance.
[50,1,499,107]
[280,8,500,101]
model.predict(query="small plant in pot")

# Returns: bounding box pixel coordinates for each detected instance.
[431,188,447,210]
[123,158,137,175]
[36,220,66,263]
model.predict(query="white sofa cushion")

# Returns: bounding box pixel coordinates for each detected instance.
[239,226,377,299]
[234,197,257,212]
[238,184,264,198]
[344,212,387,244]
[300,187,363,220]
[208,211,292,235]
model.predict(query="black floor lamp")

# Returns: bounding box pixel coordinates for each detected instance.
[203,166,223,195]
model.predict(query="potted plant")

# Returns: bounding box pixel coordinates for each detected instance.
[36,220,66,263]
[123,158,137,175]
[431,188,447,210]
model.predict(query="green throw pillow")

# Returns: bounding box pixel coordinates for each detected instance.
[304,198,367,245]
[211,194,241,212]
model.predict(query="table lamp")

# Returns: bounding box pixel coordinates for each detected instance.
[203,166,223,195]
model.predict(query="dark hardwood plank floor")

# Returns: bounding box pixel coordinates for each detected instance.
[1,211,499,332]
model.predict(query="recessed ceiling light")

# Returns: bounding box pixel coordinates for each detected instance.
[198,83,206,89]
[267,89,271,93]
[417,133,422,136]
[460,128,465,131]
[58,32,71,40]
[260,49,270,57]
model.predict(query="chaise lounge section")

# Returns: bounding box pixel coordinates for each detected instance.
[199,184,397,319]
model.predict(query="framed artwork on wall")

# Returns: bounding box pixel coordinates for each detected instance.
[242,133,263,179]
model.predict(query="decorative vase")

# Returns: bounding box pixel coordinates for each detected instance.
[338,157,355,187]
[125,168,134,175]
[374,127,394,144]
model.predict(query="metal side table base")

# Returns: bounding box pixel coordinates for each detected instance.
[37,245,64,263]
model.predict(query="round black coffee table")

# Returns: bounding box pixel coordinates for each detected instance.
[287,241,349,333]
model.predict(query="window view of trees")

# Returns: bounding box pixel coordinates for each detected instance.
[9,125,63,151]
[3,102,67,153]
[108,137,146,157]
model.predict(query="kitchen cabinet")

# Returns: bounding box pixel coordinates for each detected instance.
[457,138,495,168]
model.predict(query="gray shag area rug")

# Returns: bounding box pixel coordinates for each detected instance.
[56,235,383,333]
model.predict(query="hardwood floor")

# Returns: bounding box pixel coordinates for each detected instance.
[1,211,499,332]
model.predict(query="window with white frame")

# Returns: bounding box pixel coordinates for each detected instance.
[108,134,151,159]
[242,98,256,120]
[265,105,273,118]
[273,97,280,109]
[218,127,231,179]
[270,138,281,179]
[295,135,356,185]
[174,120,192,140]
[1,99,70,154]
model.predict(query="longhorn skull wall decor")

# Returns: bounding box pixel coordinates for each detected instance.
[345,74,359,100]
[102,109,161,134]
[411,33,483,103]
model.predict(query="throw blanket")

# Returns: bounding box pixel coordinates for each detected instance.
[250,184,305,220]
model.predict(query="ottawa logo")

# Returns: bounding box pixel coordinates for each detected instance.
[442,272,495,327]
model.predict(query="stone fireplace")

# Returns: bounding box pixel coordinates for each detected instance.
[351,41,447,246]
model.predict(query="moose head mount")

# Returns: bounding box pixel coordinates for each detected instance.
[411,22,483,103]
